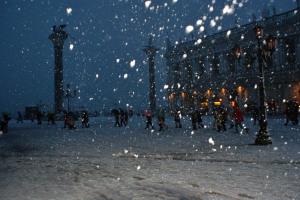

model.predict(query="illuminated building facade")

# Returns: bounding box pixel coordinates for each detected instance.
[165,8,300,112]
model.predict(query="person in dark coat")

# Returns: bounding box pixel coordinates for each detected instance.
[119,108,125,127]
[64,112,76,130]
[36,111,42,125]
[251,105,259,125]
[233,105,244,133]
[0,113,11,133]
[216,107,227,132]
[144,110,153,129]
[174,109,182,128]
[81,111,89,128]
[191,110,198,130]
[157,108,167,131]
[112,109,120,127]
[47,112,55,125]
[196,109,204,128]
[291,101,299,125]
[124,111,129,126]
[284,101,293,126]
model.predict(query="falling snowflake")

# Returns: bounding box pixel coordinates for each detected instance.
[66,7,72,15]
[144,0,151,9]
[222,5,235,15]
[196,19,203,26]
[185,25,194,34]
[124,74,128,79]
[130,60,136,68]
[210,19,216,27]
[226,30,231,38]
[199,26,205,32]
[69,44,74,50]
[208,137,215,145]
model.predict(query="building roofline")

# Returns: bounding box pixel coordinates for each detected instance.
[170,8,299,50]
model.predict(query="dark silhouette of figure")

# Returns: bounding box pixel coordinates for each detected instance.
[124,111,129,126]
[144,110,154,129]
[284,100,299,125]
[36,111,43,125]
[233,105,245,133]
[120,108,125,127]
[251,105,259,125]
[112,109,120,127]
[64,112,76,129]
[157,108,167,131]
[174,109,182,128]
[17,111,23,123]
[191,110,198,130]
[196,109,204,128]
[64,112,68,128]
[216,107,227,132]
[0,113,11,133]
[81,111,89,128]
[47,112,55,125]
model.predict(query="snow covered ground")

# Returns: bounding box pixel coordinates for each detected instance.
[0,115,299,200]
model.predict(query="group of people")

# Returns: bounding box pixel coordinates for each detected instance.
[143,108,168,131]
[64,111,90,129]
[112,108,129,127]
[141,103,248,134]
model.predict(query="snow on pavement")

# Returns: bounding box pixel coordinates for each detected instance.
[0,116,299,200]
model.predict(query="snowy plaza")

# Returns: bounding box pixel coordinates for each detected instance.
[0,116,299,200]
[1,0,300,199]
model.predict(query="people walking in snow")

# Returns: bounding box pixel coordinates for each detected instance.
[64,112,76,129]
[0,113,11,133]
[191,110,198,130]
[124,110,129,126]
[81,111,89,128]
[196,109,204,128]
[157,108,167,131]
[174,109,182,128]
[112,109,120,127]
[47,112,55,125]
[250,105,259,125]
[119,108,126,127]
[284,100,299,126]
[144,110,153,129]
[232,104,245,133]
[36,111,42,125]
[216,107,227,132]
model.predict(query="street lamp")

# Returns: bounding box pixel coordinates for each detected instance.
[65,84,77,113]
[253,25,276,145]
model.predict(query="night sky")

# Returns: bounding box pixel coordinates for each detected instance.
[0,0,297,114]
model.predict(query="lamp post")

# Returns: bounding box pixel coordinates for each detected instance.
[253,25,276,145]
[65,84,77,113]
